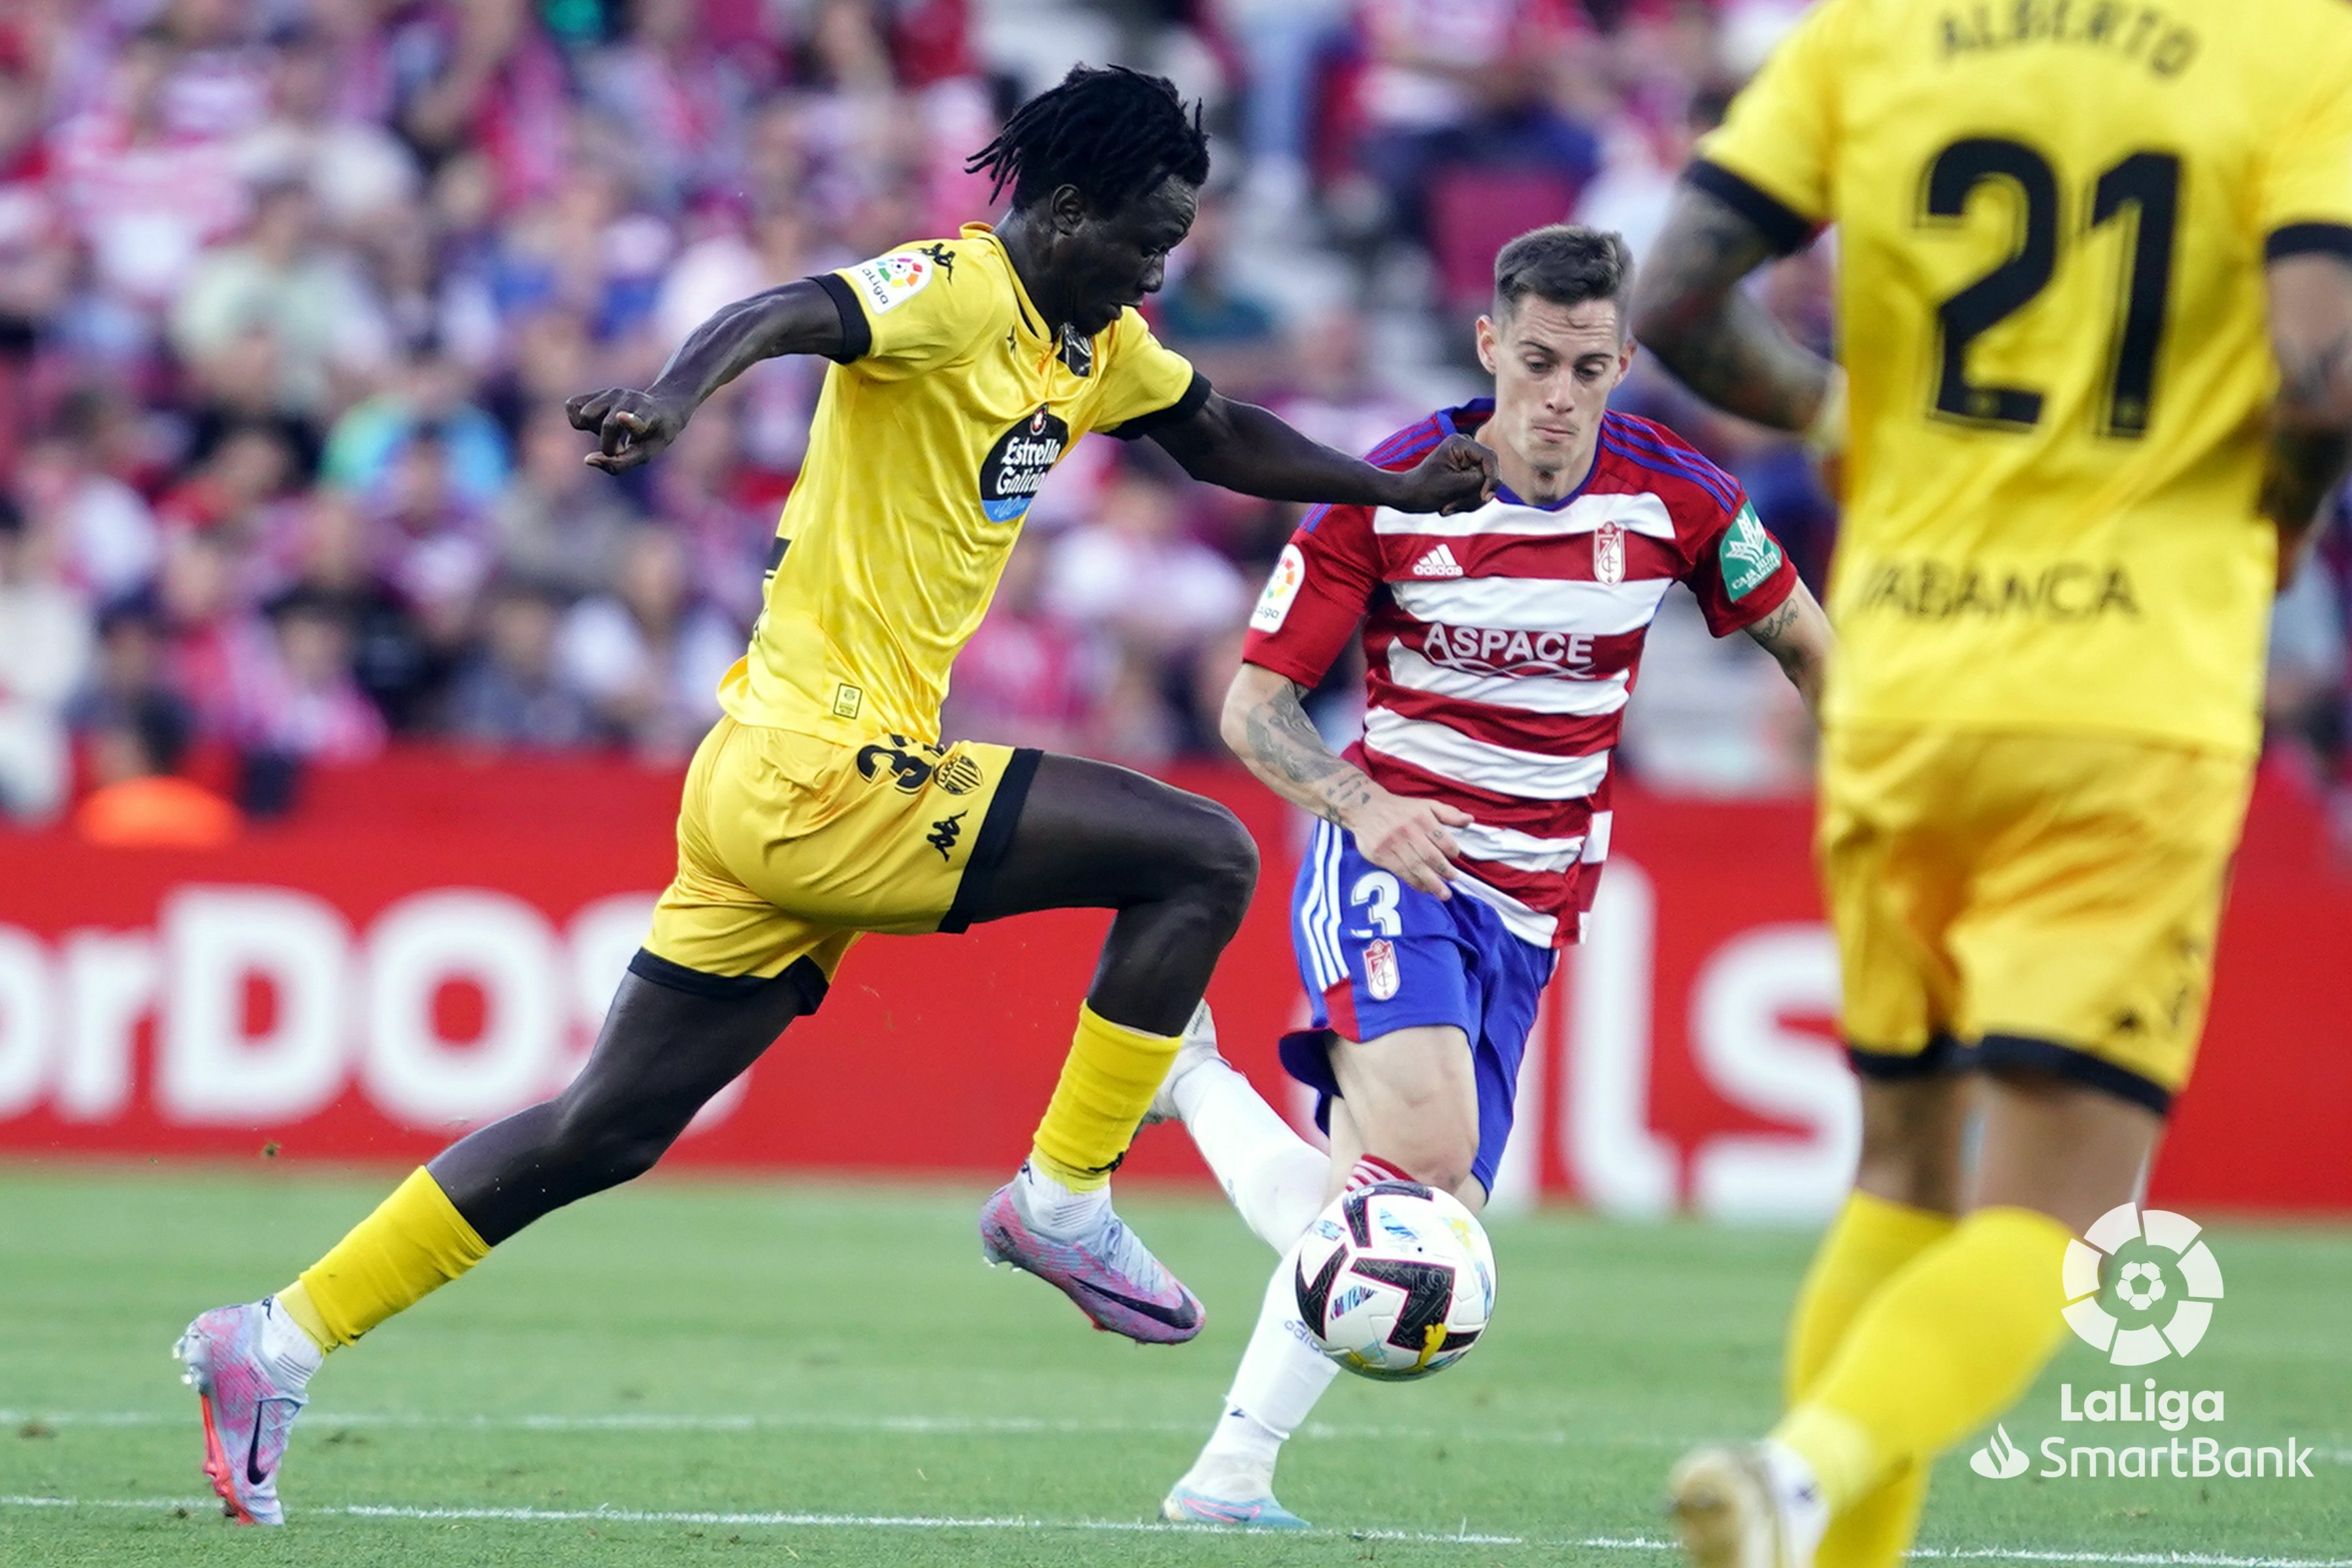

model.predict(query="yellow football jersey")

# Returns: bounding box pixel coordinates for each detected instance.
[719,223,1205,743]
[1696,0,2352,755]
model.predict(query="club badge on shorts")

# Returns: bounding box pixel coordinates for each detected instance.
[1594,519,1625,587]
[1364,938,1401,1000]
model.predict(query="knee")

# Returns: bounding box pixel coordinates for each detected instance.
[1185,800,1260,919]
[1374,1126,1480,1200]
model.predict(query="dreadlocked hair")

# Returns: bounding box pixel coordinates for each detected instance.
[966,65,1211,216]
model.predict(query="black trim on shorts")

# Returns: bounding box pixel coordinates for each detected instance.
[811,272,872,363]
[627,949,832,1015]
[936,746,1045,934]
[1845,1032,1967,1081]
[1105,370,1213,442]
[2265,223,2352,264]
[1973,1033,2174,1117]
[1682,159,1820,257]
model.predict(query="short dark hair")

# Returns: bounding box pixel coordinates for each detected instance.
[1494,225,1635,329]
[968,65,1211,216]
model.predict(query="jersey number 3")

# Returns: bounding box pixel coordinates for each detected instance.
[1919,138,2179,439]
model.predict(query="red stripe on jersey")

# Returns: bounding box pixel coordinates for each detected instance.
[1367,621,1654,687]
[1457,855,1587,909]
[1371,685,1623,757]
[1349,745,1601,838]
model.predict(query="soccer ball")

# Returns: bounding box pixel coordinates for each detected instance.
[1290,1180,1495,1381]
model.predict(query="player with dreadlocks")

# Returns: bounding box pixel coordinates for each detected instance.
[172,64,1497,1527]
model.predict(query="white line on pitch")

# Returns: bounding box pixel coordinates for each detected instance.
[0,1408,1685,1446]
[12,1410,2346,1465]
[5,1495,2351,1567]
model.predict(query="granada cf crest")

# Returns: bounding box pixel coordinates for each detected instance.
[1593,519,1625,587]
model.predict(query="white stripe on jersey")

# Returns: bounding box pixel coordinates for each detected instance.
[1390,574,1671,637]
[1581,810,1612,864]
[1453,820,1584,872]
[1370,491,1676,540]
[1447,869,1558,947]
[1363,710,1610,800]
[1385,644,1631,717]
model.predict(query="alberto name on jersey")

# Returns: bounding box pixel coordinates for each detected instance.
[723,225,1211,743]
[1242,404,1799,948]
[1691,0,2352,757]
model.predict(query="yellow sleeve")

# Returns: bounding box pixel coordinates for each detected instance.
[817,242,1000,380]
[1687,0,1852,255]
[2257,18,2352,257]
[1091,308,1210,439]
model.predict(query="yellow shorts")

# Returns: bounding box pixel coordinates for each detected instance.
[1820,725,2252,1114]
[639,718,1038,1000]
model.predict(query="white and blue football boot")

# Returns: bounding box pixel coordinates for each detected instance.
[1162,1477,1311,1530]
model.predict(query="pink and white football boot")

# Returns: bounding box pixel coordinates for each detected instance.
[172,1300,312,1526]
[979,1171,1205,1344]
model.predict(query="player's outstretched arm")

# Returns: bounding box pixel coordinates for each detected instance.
[1741,577,1833,721]
[1149,391,1497,514]
[566,280,850,474]
[1629,185,1838,438]
[2263,253,2352,587]
[1220,661,1469,898]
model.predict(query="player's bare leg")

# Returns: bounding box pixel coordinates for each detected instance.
[1671,1068,2162,1568]
[1164,1027,1485,1527]
[963,754,1259,1343]
[175,970,815,1524]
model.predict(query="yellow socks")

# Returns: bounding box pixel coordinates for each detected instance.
[1029,1004,1182,1190]
[278,1168,491,1350]
[1784,1193,1958,1568]
[1774,1205,2073,1513]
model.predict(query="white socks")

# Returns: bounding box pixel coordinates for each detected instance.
[1181,1262,1341,1497]
[1015,1161,1111,1239]
[257,1297,323,1392]
[1761,1439,1831,1561]
[1168,1058,1429,1501]
[1171,1057,1328,1252]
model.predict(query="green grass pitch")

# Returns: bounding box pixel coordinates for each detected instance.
[2,1166,2346,1566]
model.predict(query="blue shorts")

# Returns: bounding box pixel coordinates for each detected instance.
[1281,817,1558,1195]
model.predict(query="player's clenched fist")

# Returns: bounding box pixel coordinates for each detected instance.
[1384,434,1498,516]
[1342,787,1475,899]
[566,387,689,473]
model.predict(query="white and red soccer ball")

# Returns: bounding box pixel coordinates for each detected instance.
[1290,1181,1496,1380]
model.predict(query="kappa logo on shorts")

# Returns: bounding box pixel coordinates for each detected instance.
[926,811,967,860]
[935,755,984,796]
[856,734,946,793]
[1364,938,1401,1001]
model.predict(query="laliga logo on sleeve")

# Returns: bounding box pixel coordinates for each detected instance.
[2061,1203,2225,1366]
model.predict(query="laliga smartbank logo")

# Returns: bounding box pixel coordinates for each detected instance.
[1968,1204,2317,1482]
[2061,1202,2223,1364]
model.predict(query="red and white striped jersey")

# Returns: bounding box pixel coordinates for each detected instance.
[1242,402,1798,948]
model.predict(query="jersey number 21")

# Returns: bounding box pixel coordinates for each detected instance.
[1920,137,2178,440]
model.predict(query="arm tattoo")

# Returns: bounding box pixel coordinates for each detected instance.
[1238,680,1375,825]
[1742,598,1802,657]
[1631,188,1835,433]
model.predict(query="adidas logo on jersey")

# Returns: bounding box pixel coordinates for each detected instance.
[1411,544,1465,578]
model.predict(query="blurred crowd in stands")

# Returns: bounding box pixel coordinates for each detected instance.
[0,0,2345,842]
